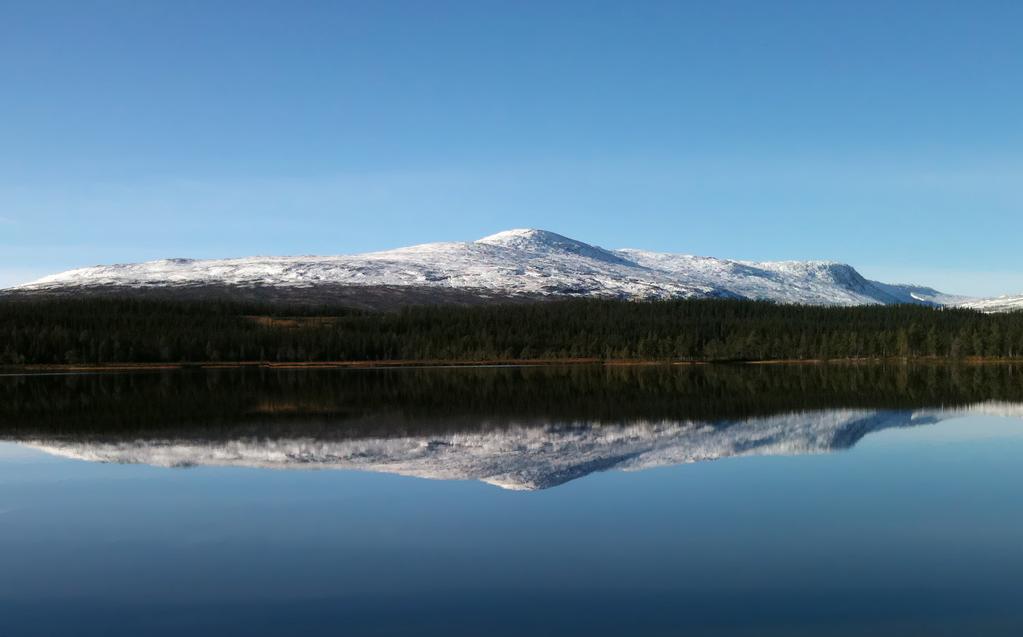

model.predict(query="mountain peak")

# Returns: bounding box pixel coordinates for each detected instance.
[476,229,634,265]
[476,228,573,247]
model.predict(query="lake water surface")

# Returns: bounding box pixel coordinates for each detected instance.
[2,365,1023,636]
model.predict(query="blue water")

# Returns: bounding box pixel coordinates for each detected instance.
[2,411,1023,636]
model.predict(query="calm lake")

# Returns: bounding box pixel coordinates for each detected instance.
[2,364,1023,636]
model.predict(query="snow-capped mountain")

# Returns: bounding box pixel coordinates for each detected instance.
[17,402,1021,490]
[10,228,975,307]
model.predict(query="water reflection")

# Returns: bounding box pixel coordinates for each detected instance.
[13,405,1016,489]
[5,365,1023,636]
[4,365,1023,490]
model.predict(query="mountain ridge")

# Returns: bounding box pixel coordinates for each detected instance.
[6,228,989,309]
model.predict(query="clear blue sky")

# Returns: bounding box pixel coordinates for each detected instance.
[2,1,1022,295]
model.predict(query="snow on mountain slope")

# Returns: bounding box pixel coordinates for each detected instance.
[960,295,1023,313]
[618,249,907,306]
[869,281,976,307]
[21,402,1017,490]
[10,228,964,306]
[17,230,719,301]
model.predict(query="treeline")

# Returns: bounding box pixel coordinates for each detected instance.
[2,297,1023,364]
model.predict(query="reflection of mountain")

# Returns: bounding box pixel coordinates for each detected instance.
[22,403,1022,490]
[8,365,1023,491]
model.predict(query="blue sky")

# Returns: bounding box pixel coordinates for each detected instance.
[2,1,1022,295]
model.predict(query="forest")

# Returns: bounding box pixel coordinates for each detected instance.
[2,296,1023,365]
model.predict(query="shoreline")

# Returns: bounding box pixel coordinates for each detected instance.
[2,356,1022,374]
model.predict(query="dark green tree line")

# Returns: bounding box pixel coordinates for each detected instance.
[2,297,1023,364]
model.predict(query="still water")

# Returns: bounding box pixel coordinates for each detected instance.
[2,365,1023,636]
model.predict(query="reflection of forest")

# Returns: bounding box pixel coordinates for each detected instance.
[3,364,1023,439]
